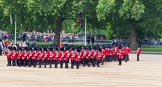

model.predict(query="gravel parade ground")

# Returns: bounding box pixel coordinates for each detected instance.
[0,54,162,87]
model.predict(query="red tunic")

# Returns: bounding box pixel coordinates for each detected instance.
[70,51,75,60]
[113,47,118,55]
[17,51,21,59]
[91,50,96,59]
[37,51,42,60]
[32,51,37,59]
[136,48,142,56]
[64,51,69,60]
[6,50,11,58]
[11,51,16,59]
[22,51,27,59]
[75,52,81,61]
[42,51,47,59]
[58,51,63,61]
[117,49,123,59]
[86,51,91,59]
[80,50,86,59]
[27,51,32,59]
[53,51,58,60]
[96,51,102,60]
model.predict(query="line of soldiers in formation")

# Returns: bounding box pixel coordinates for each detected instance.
[5,45,131,69]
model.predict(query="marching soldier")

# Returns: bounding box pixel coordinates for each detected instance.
[59,48,64,68]
[64,48,69,68]
[37,48,42,68]
[16,48,21,66]
[22,48,28,67]
[101,47,106,65]
[91,47,96,67]
[136,45,142,61]
[117,46,123,65]
[53,48,58,68]
[75,49,80,69]
[5,47,12,66]
[96,49,102,67]
[48,48,53,68]
[11,47,16,66]
[70,48,75,69]
[32,48,37,67]
[80,47,86,66]
[42,48,47,68]
[27,47,32,67]
[86,48,91,67]
[113,46,118,61]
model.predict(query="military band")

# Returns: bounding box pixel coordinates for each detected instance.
[5,45,132,69]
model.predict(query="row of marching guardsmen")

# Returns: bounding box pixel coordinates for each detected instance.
[5,46,131,69]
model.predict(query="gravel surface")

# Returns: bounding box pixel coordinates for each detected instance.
[0,54,162,87]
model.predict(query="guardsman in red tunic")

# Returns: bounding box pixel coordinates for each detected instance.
[86,48,91,67]
[101,48,106,65]
[11,47,16,66]
[42,48,47,68]
[32,48,37,67]
[48,48,53,68]
[96,49,102,67]
[104,47,109,62]
[124,46,130,62]
[109,48,113,62]
[22,48,28,67]
[70,48,75,69]
[37,48,42,68]
[59,48,64,68]
[16,48,21,66]
[113,46,118,61]
[91,48,96,67]
[53,48,58,68]
[126,46,131,61]
[63,48,69,68]
[122,47,126,61]
[80,47,86,66]
[5,47,12,66]
[136,45,142,61]
[75,49,80,69]
[117,47,123,65]
[27,48,32,67]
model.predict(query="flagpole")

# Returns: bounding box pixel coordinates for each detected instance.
[84,17,87,46]
[14,20,17,44]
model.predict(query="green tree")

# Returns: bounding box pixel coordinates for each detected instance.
[97,0,145,50]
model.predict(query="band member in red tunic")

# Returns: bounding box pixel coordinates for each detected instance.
[5,47,12,66]
[117,47,123,65]
[136,45,142,61]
